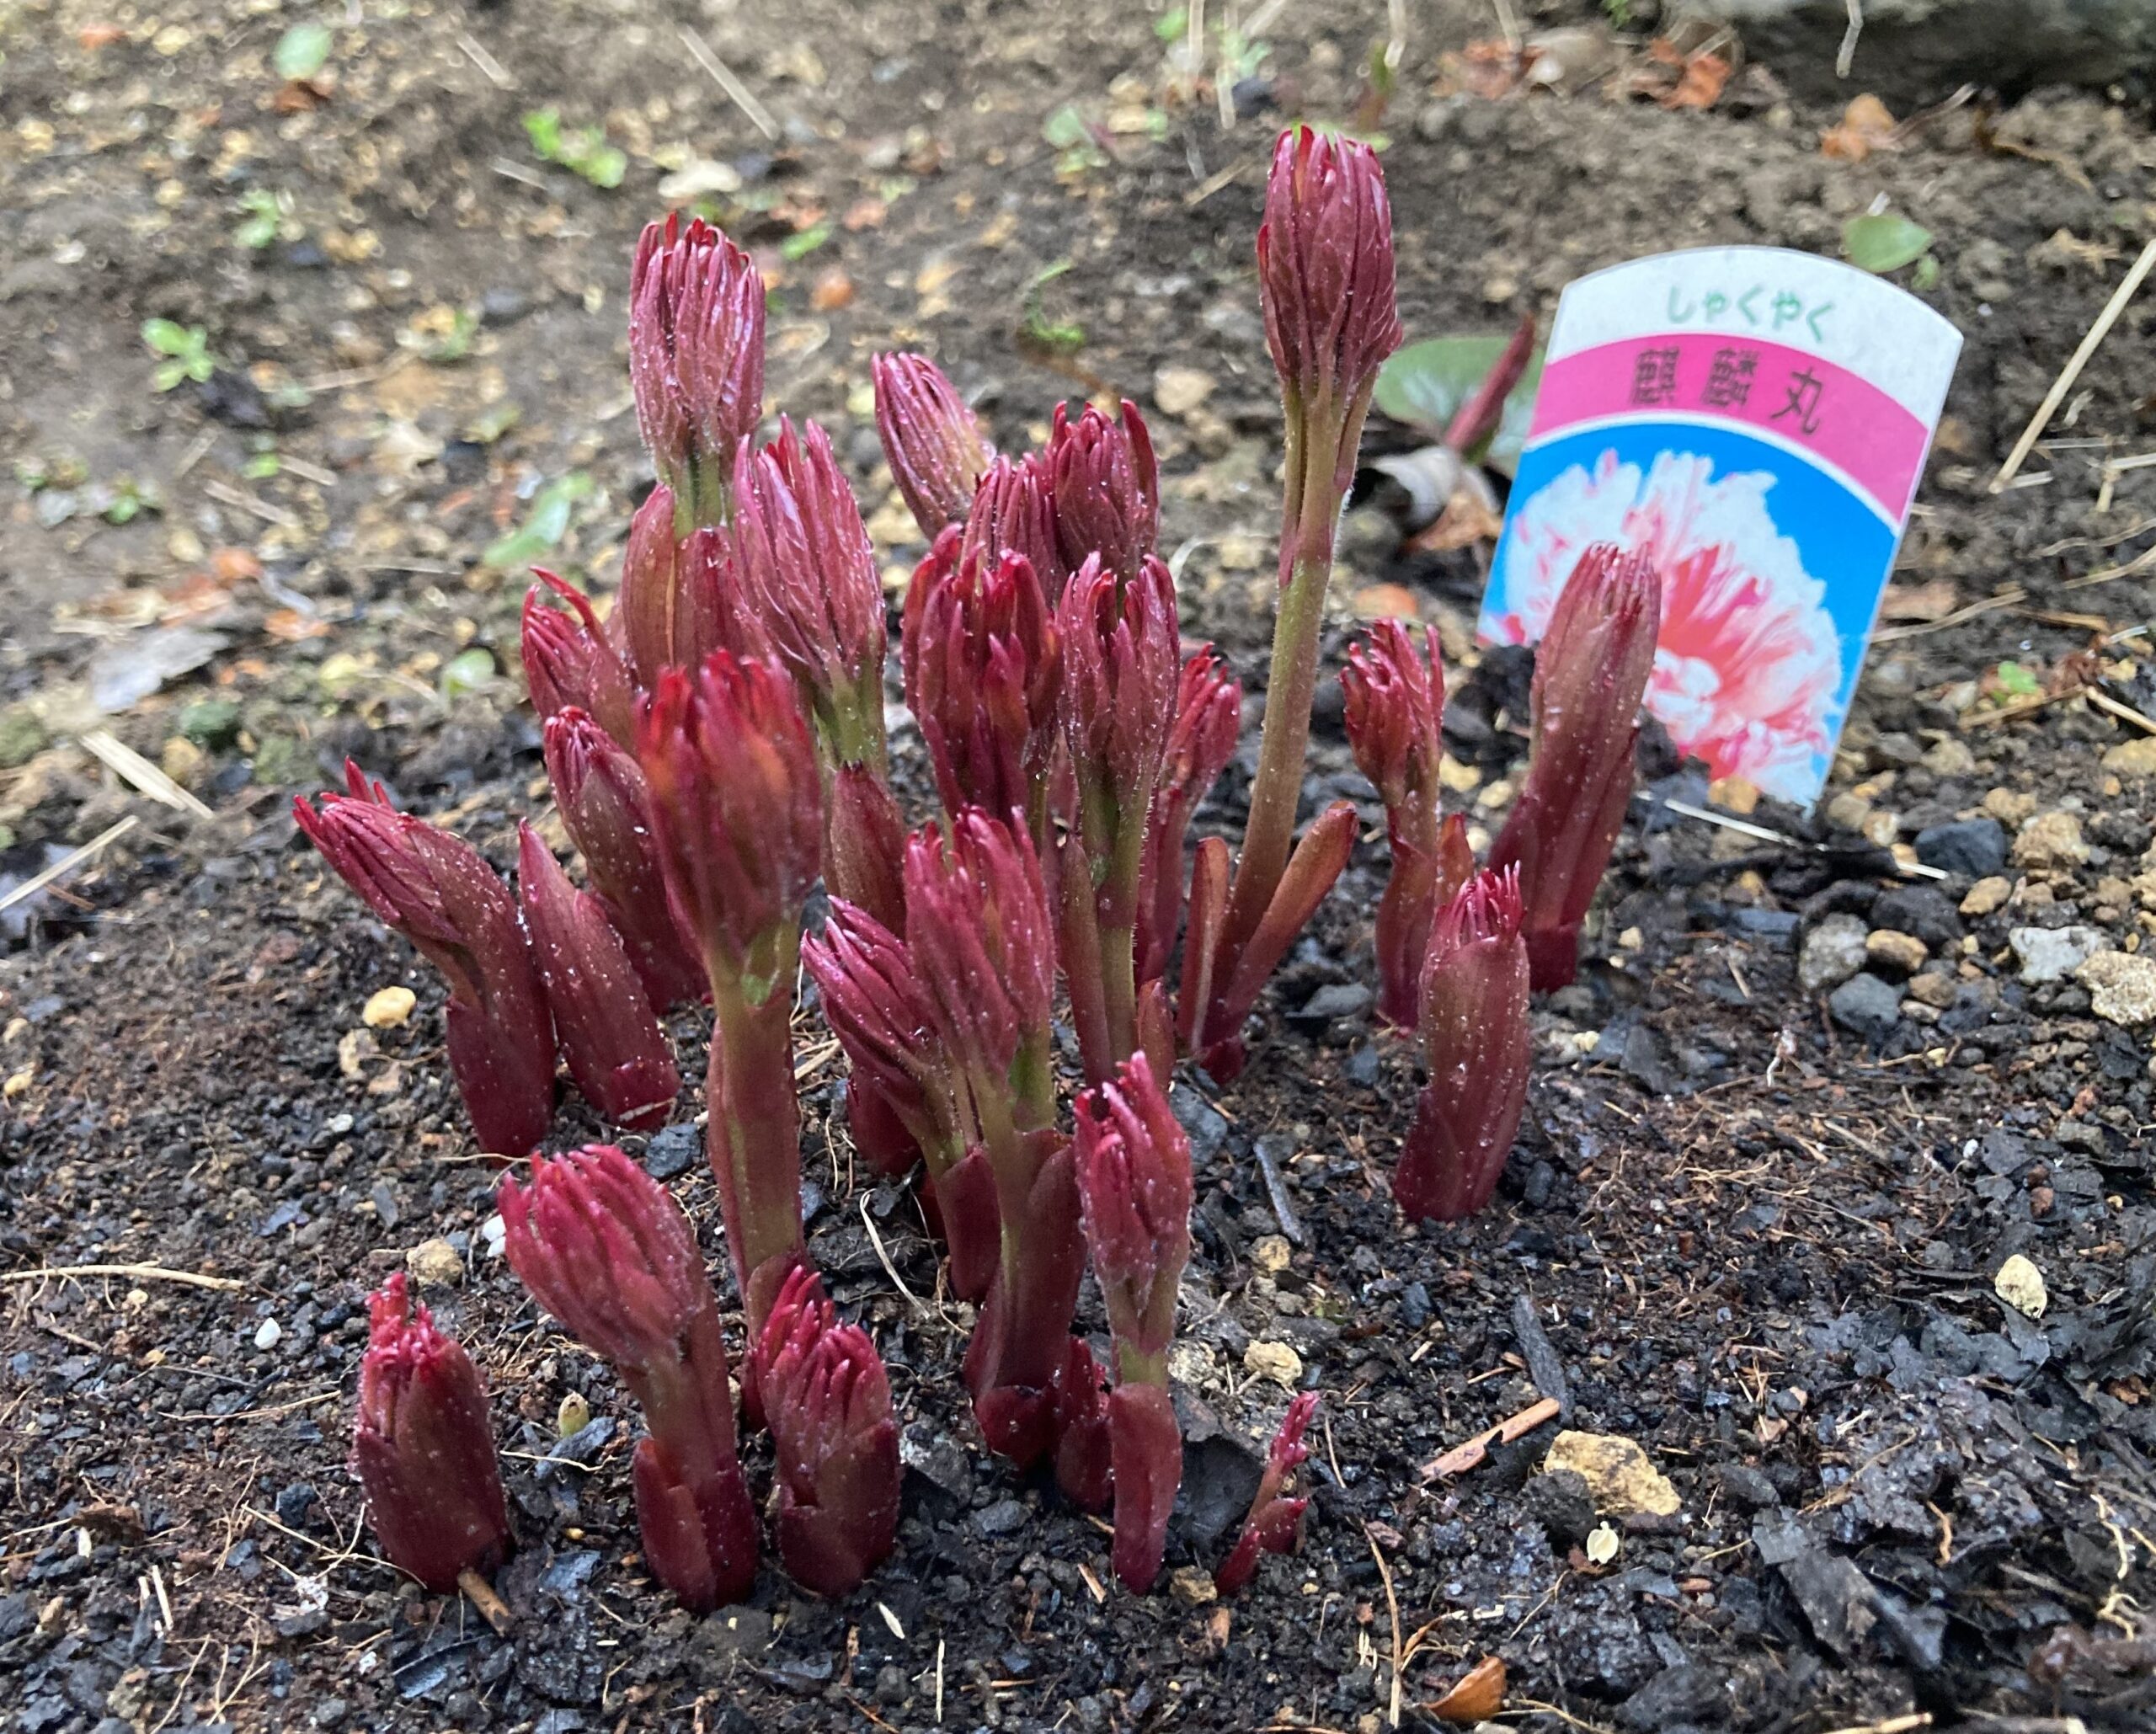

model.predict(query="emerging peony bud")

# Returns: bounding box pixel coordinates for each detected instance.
[1057,554,1181,1078]
[904,811,1081,1466]
[1072,1053,1192,1364]
[638,650,820,1337]
[353,1273,511,1593]
[499,1145,756,1609]
[516,825,680,1131]
[1257,125,1403,473]
[543,709,705,1011]
[618,487,729,689]
[1074,1052,1190,1592]
[1202,127,1402,1056]
[629,215,766,522]
[1137,647,1242,986]
[757,1267,900,1596]
[901,530,1062,836]
[1215,1393,1319,1594]
[500,1144,709,1369]
[1049,399,1158,584]
[873,351,994,539]
[1485,544,1658,989]
[961,453,1065,605]
[522,572,638,750]
[801,900,965,1176]
[1396,868,1532,1222]
[904,809,1056,1102]
[730,417,888,770]
[295,765,555,1156]
[638,651,824,986]
[1342,621,1473,1027]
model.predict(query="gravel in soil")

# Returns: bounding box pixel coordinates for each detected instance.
[4,3,2156,1731]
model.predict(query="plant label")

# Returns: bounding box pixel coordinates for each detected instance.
[1481,245,1961,807]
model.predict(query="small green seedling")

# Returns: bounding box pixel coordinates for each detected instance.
[141,320,216,391]
[524,109,627,190]
[1019,259,1086,356]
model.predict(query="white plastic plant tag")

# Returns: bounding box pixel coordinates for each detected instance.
[1482,245,1961,807]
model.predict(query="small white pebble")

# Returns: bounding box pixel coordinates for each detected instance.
[253,1318,282,1351]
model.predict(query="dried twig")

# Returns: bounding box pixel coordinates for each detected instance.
[457,1566,514,1633]
[1364,1523,1404,1729]
[1991,237,2156,492]
[678,27,778,139]
[1819,1716,1932,1734]
[201,478,299,530]
[0,1261,242,1292]
[1252,1133,1306,1246]
[456,32,513,89]
[1421,1395,1561,1479]
[79,729,214,819]
[1836,0,1863,78]
[0,817,138,916]
[2088,689,2156,737]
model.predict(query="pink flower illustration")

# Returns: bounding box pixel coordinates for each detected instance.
[1492,451,1841,801]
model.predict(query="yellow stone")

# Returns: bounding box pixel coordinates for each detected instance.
[363,986,417,1029]
[406,1237,466,1286]
[1251,1235,1292,1274]
[1544,1430,1681,1518]
[1994,1253,2047,1319]
[1243,1341,1303,1386]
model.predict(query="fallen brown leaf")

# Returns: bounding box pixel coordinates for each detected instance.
[1821,93,1897,161]
[1880,578,1959,622]
[1661,49,1730,110]
[1429,1656,1506,1724]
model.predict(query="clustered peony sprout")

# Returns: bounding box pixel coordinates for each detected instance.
[307,125,1660,1614]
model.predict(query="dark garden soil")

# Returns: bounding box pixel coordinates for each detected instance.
[5,3,2156,1731]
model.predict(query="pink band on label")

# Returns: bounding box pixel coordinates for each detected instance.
[1529,335,1931,520]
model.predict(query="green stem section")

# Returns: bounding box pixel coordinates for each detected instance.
[1219,542,1332,957]
[705,936,806,1336]
[1219,383,1375,968]
[1113,1342,1168,1390]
